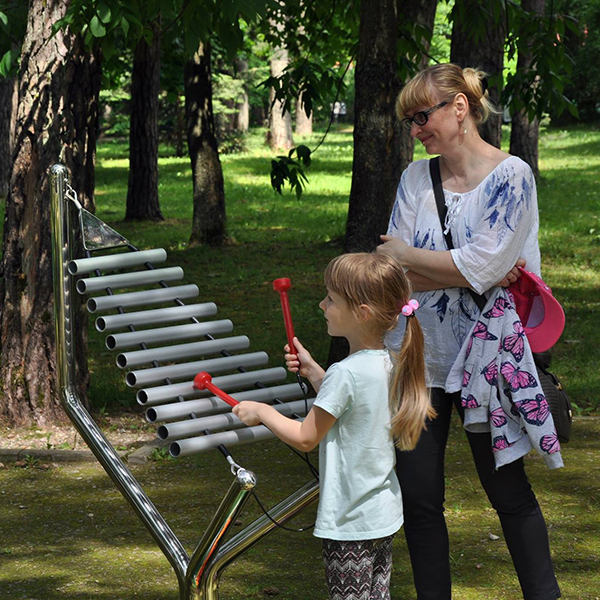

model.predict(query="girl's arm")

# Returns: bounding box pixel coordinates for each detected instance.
[284,337,326,392]
[232,403,336,452]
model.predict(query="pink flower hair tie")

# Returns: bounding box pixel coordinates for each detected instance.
[401,299,420,317]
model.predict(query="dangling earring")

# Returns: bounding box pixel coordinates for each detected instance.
[463,125,468,135]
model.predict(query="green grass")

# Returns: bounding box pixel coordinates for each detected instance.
[1,417,599,599]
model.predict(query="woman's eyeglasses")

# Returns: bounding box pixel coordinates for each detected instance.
[402,101,449,131]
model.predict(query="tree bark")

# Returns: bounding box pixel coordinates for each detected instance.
[509,0,545,180]
[185,41,227,246]
[235,57,250,133]
[451,0,505,148]
[345,0,401,253]
[0,76,18,197]
[0,0,98,426]
[126,20,163,221]
[397,0,439,173]
[295,91,313,136]
[267,45,294,150]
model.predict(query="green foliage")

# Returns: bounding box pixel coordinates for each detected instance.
[552,0,600,122]
[0,0,27,78]
[270,145,311,199]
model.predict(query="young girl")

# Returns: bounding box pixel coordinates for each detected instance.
[232,252,433,600]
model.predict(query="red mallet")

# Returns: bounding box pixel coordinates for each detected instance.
[272,277,296,355]
[193,372,239,407]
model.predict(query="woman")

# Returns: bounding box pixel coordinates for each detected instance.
[377,63,561,600]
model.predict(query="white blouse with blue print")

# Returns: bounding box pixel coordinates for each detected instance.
[385,156,541,391]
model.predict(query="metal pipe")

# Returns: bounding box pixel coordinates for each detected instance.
[186,468,257,600]
[158,398,315,441]
[136,367,287,406]
[87,284,199,313]
[192,480,320,600]
[117,335,249,370]
[171,422,287,457]
[146,383,305,423]
[126,351,269,388]
[96,302,218,332]
[68,248,167,275]
[106,319,233,350]
[76,266,184,294]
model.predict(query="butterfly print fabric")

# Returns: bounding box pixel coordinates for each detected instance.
[446,287,563,470]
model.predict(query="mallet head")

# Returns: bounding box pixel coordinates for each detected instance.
[272,278,291,293]
[193,371,212,390]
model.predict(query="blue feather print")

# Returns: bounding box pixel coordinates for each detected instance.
[432,292,450,322]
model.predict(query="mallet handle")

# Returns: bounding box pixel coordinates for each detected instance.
[193,372,239,407]
[272,278,296,355]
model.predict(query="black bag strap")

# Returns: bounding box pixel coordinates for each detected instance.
[429,157,487,312]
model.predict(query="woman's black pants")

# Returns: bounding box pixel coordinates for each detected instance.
[395,388,561,600]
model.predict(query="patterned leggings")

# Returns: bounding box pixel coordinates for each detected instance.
[322,535,395,600]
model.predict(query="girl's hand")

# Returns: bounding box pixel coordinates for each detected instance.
[232,401,264,426]
[284,337,315,375]
[497,258,526,287]
[377,235,410,264]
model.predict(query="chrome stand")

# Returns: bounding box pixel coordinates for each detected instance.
[49,164,319,599]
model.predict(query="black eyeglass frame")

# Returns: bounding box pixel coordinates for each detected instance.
[401,101,449,131]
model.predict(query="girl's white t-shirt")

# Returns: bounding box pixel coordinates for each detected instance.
[386,156,541,389]
[313,349,403,541]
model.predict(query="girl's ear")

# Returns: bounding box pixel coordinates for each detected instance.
[356,304,373,322]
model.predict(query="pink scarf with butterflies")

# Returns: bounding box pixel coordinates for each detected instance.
[446,288,563,470]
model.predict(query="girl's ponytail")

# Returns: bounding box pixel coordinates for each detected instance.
[389,314,434,451]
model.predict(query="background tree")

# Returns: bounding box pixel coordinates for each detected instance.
[0,0,98,425]
[126,15,163,220]
[509,0,546,179]
[267,13,294,150]
[344,0,401,252]
[185,41,226,246]
[450,0,505,148]
[0,0,26,197]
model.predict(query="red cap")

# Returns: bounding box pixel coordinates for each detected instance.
[508,268,565,352]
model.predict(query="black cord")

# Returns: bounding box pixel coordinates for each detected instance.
[251,490,315,533]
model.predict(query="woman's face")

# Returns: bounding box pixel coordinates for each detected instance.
[405,96,459,155]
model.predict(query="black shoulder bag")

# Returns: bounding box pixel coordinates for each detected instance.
[429,157,572,443]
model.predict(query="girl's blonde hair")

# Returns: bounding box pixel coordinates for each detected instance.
[396,63,499,125]
[324,253,434,450]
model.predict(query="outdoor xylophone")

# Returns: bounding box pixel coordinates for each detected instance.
[49,164,319,600]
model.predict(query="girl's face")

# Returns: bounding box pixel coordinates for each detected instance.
[319,289,358,338]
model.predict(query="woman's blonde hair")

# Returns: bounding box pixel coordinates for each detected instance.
[396,63,499,125]
[324,253,434,450]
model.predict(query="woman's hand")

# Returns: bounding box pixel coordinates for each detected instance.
[232,401,265,427]
[376,235,410,264]
[496,258,526,287]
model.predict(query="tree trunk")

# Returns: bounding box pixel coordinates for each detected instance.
[345,0,401,253]
[295,91,313,136]
[0,0,98,426]
[235,58,250,133]
[451,0,505,148]
[397,0,439,173]
[126,19,163,221]
[185,41,227,247]
[327,0,402,366]
[509,0,545,180]
[0,76,18,197]
[267,45,294,150]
